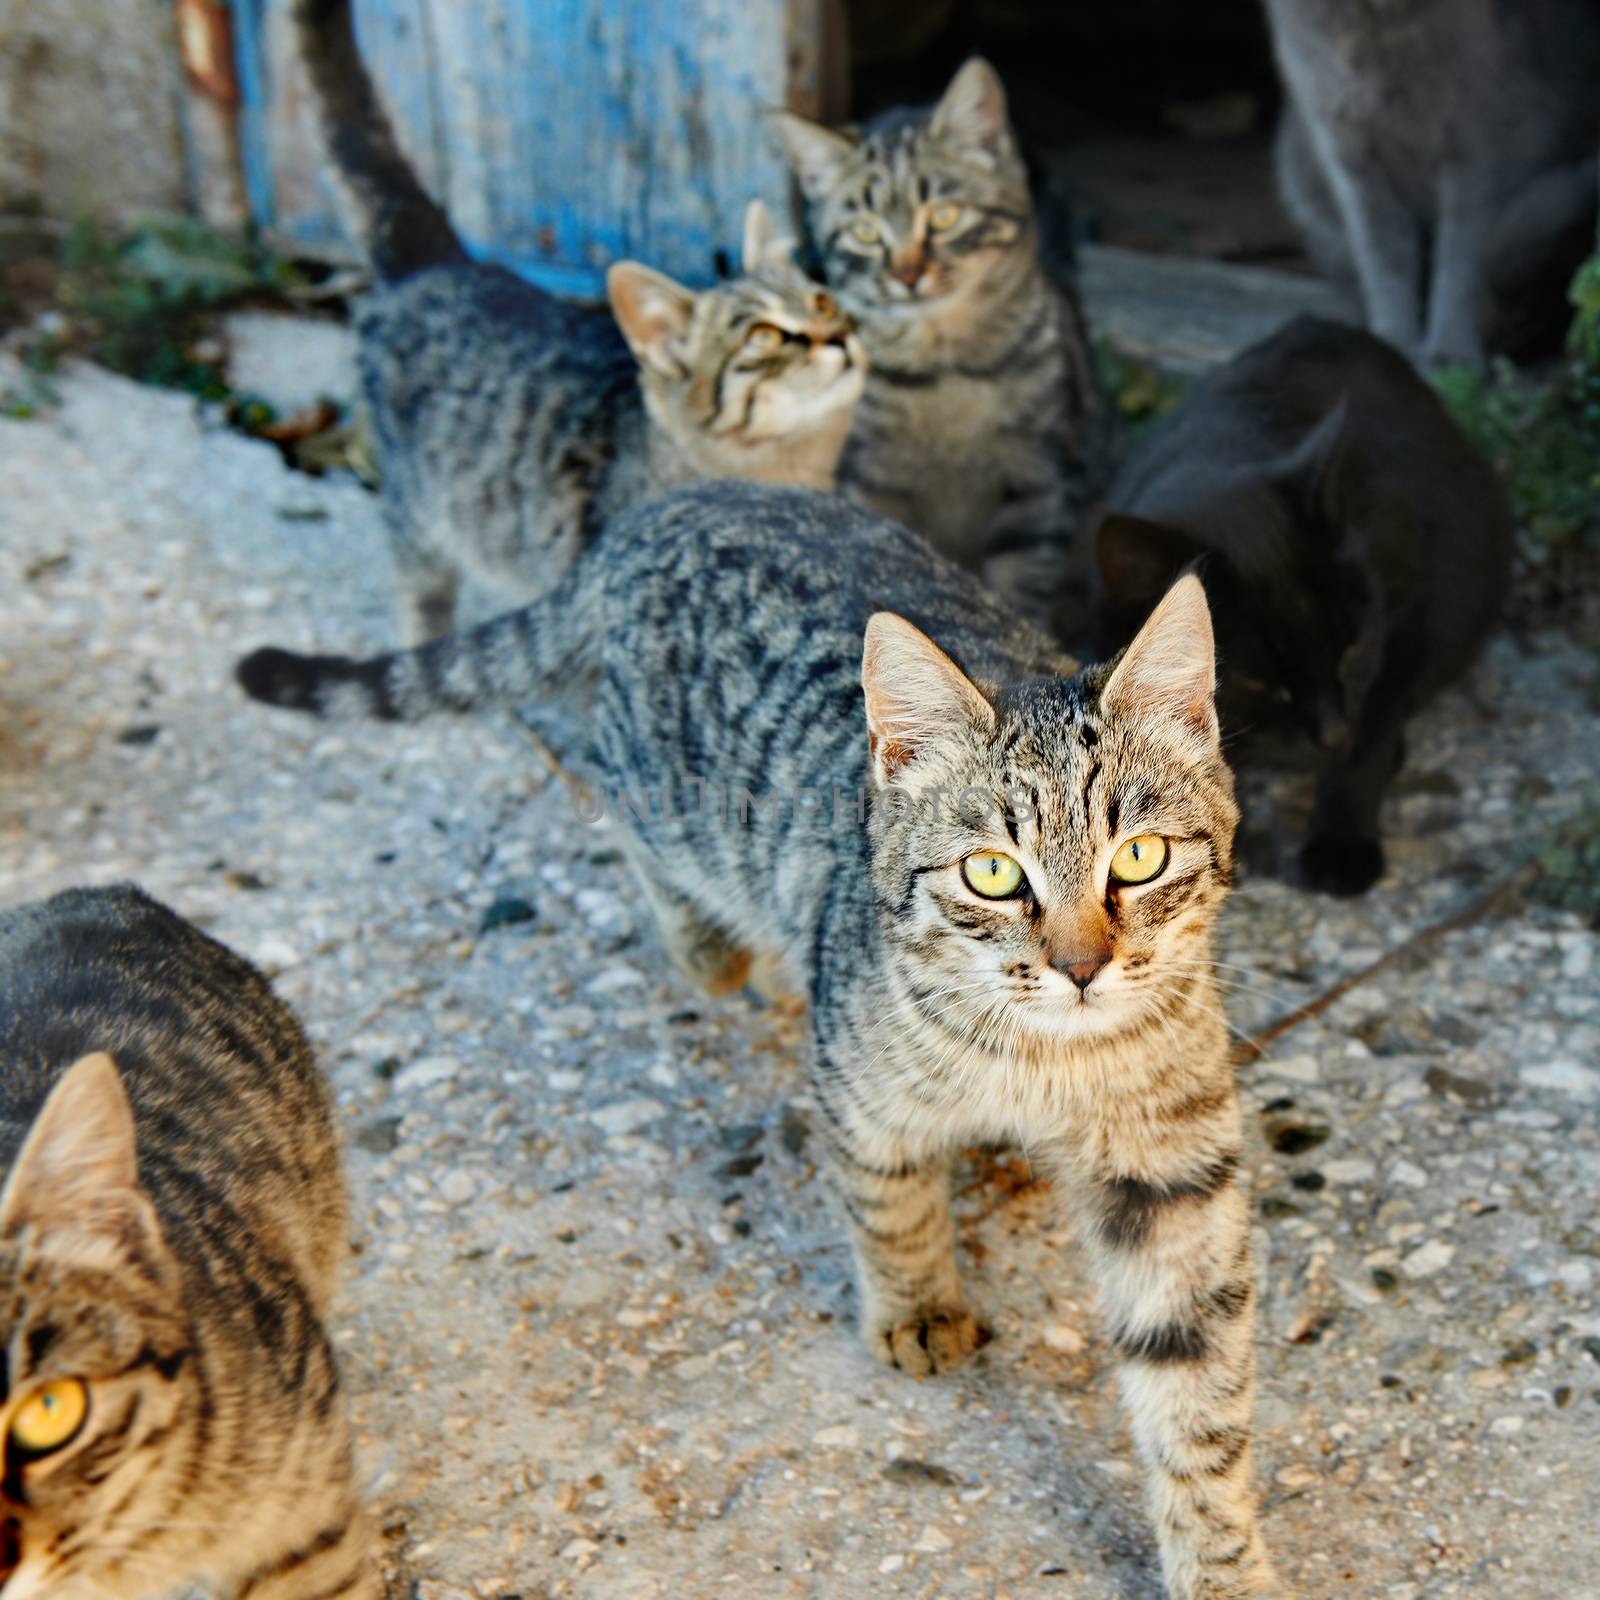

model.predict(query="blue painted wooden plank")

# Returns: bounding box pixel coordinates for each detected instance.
[232,0,277,231]
[234,0,805,296]
[235,0,443,260]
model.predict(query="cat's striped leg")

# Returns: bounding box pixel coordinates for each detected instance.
[1074,1149,1279,1598]
[623,843,753,998]
[386,511,460,645]
[813,1074,979,1377]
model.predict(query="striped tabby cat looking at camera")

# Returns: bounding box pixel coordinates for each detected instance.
[239,481,1278,1597]
[0,885,374,1600]
[775,59,1109,614]
[298,0,864,642]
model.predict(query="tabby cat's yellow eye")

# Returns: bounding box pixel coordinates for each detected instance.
[9,1378,88,1457]
[1109,835,1168,886]
[745,322,785,351]
[849,218,881,245]
[928,201,962,230]
[962,851,1025,899]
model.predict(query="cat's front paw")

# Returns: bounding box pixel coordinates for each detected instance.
[868,1306,986,1377]
[1299,833,1384,896]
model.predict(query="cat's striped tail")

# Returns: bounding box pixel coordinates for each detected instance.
[237,592,593,723]
[294,0,466,280]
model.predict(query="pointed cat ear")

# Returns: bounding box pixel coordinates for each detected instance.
[772,111,858,202]
[1096,514,1206,610]
[930,57,1013,159]
[1272,396,1350,519]
[0,1054,165,1267]
[1100,575,1219,748]
[862,612,995,786]
[607,262,698,380]
[742,199,796,274]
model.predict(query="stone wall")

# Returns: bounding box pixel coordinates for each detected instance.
[0,0,189,223]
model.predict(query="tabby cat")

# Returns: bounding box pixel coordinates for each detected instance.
[1094,316,1512,895]
[775,59,1109,611]
[239,481,1278,1597]
[1267,0,1600,366]
[0,885,374,1599]
[298,0,864,642]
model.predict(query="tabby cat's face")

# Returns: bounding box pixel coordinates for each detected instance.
[864,581,1237,1049]
[607,201,864,455]
[776,59,1034,318]
[685,263,863,444]
[0,1245,194,1598]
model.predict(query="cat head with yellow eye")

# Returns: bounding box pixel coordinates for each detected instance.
[860,578,1238,1043]
[606,200,864,467]
[0,1055,194,1594]
[774,58,1034,315]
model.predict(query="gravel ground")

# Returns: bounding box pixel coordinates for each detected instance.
[2,353,1598,1600]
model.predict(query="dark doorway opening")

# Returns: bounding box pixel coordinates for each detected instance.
[845,0,1305,270]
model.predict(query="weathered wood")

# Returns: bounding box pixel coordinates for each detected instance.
[1079,243,1358,372]
[234,0,442,262]
[235,0,818,296]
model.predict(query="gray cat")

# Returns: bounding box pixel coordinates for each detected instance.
[1267,0,1600,366]
[297,0,864,641]
[775,59,1110,611]
[0,885,374,1598]
[239,482,1279,1597]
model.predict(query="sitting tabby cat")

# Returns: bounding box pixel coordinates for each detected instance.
[1094,316,1512,896]
[0,884,374,1599]
[1267,0,1600,366]
[239,481,1279,1597]
[298,0,864,642]
[775,59,1109,612]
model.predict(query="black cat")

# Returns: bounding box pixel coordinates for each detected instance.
[1092,316,1512,895]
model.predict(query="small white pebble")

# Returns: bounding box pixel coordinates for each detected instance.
[812,1424,860,1449]
[1263,1054,1320,1084]
[1042,1322,1087,1355]
[1323,1158,1377,1184]
[1400,1239,1456,1280]
[436,1170,477,1206]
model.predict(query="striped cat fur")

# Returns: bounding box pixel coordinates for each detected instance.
[238,481,1278,1596]
[775,60,1111,617]
[0,885,374,1600]
[296,0,864,642]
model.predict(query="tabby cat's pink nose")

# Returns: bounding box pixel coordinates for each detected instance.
[1053,951,1109,991]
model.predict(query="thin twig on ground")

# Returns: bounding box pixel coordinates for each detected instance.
[1234,864,1538,1064]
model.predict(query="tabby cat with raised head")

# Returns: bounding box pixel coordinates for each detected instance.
[0,884,374,1599]
[239,481,1278,1597]
[298,0,864,642]
[775,59,1109,613]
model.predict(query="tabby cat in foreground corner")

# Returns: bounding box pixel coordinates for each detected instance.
[240,482,1279,1597]
[0,885,374,1599]
[297,0,864,641]
[776,59,1108,614]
